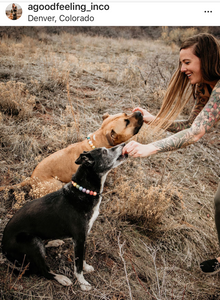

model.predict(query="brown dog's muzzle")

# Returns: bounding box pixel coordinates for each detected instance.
[132,111,143,134]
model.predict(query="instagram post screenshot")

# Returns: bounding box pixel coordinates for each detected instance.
[0,1,220,299]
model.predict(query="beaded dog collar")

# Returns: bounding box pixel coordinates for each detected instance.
[87,136,96,149]
[72,181,99,196]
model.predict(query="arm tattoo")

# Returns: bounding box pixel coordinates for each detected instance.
[153,80,220,153]
[193,87,220,133]
[153,128,195,153]
[167,84,209,133]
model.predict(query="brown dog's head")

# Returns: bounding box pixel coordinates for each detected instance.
[101,111,143,147]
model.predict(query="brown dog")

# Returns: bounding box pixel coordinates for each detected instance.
[0,111,143,195]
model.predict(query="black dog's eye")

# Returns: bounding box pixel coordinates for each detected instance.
[125,119,130,127]
[103,149,107,155]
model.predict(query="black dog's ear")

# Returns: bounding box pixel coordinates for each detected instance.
[75,151,94,166]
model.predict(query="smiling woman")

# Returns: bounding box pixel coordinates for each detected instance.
[147,33,220,133]
[123,33,220,148]
[122,32,220,275]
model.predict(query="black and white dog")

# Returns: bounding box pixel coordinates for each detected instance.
[2,144,127,291]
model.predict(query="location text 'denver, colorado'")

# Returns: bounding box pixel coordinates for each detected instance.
[28,14,96,22]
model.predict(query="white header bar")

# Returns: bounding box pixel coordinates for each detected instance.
[1,1,219,26]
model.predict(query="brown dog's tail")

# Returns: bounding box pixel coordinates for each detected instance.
[0,179,31,192]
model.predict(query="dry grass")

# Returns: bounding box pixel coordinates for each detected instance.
[107,170,177,230]
[29,177,62,199]
[0,27,220,300]
[161,27,199,46]
[0,81,35,119]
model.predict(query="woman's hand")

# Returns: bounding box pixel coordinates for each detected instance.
[122,141,158,158]
[133,107,156,123]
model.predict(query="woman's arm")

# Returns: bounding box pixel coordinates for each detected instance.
[123,80,220,157]
[155,80,220,152]
[166,94,209,133]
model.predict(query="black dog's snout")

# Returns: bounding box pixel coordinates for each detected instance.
[112,143,125,152]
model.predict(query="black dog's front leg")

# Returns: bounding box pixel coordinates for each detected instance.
[82,243,95,274]
[74,236,92,291]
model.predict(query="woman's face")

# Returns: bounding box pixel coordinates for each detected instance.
[179,47,202,84]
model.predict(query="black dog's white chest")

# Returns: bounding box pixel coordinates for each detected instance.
[87,195,102,234]
[87,174,106,234]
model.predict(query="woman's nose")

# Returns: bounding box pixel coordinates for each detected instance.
[180,64,187,73]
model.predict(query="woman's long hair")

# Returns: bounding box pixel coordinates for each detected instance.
[150,33,220,133]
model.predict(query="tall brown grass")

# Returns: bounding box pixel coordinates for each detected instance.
[107,180,176,231]
[0,81,35,119]
[161,27,199,46]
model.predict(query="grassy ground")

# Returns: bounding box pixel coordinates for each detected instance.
[0,27,220,299]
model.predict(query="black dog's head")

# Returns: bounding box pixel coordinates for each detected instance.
[75,144,128,176]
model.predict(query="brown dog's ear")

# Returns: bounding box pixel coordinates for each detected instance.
[102,113,110,120]
[75,151,94,166]
[106,130,116,146]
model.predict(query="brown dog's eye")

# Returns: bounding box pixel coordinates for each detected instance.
[125,119,130,127]
[111,129,116,137]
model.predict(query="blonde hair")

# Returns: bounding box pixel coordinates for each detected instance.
[150,33,220,133]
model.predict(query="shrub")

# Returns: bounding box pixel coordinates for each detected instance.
[161,27,199,46]
[0,81,35,119]
[107,180,179,231]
